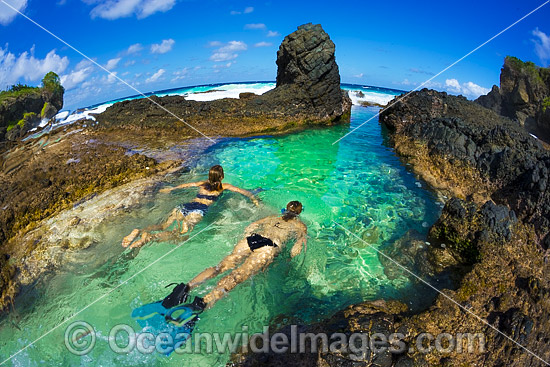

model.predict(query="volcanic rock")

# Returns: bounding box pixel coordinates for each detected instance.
[476,56,550,142]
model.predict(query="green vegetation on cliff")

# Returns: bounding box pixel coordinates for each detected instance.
[0,83,40,104]
[544,96,550,113]
[0,72,64,105]
[505,56,545,85]
[41,72,64,95]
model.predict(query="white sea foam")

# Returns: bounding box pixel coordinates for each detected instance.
[184,83,275,101]
[345,88,399,107]
[55,103,112,127]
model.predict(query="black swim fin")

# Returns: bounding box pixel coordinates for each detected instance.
[161,283,190,308]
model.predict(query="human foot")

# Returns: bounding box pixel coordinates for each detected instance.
[130,232,151,248]
[122,229,140,247]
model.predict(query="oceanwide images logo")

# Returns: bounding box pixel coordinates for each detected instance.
[65,321,486,358]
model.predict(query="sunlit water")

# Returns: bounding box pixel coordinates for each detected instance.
[0,105,442,366]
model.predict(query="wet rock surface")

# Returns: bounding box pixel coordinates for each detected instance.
[97,23,351,141]
[0,125,178,312]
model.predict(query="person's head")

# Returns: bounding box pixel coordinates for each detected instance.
[208,165,224,191]
[282,200,303,221]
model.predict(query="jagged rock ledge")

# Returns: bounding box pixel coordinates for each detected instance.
[96,24,352,141]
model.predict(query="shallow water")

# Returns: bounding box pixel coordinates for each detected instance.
[0,105,441,366]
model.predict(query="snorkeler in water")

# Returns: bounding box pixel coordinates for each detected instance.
[185,200,307,309]
[121,165,260,248]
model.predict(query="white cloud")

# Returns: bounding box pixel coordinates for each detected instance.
[354,73,364,78]
[267,30,280,37]
[139,0,174,18]
[244,23,266,30]
[151,39,175,54]
[126,43,143,54]
[445,78,489,98]
[60,64,94,90]
[124,59,136,67]
[207,41,223,48]
[462,81,490,97]
[0,0,27,25]
[213,62,233,69]
[171,67,189,82]
[231,6,253,15]
[209,41,247,62]
[254,42,272,48]
[398,78,488,99]
[102,71,118,84]
[145,68,165,83]
[210,52,238,62]
[219,41,247,52]
[532,28,550,66]
[0,45,69,88]
[445,78,461,93]
[89,0,175,20]
[105,57,121,70]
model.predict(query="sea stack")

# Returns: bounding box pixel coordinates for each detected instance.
[96,23,351,138]
[267,23,352,121]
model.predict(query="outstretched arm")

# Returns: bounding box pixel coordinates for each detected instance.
[290,222,308,258]
[159,180,206,193]
[224,183,260,206]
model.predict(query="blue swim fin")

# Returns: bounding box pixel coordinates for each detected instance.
[131,301,200,356]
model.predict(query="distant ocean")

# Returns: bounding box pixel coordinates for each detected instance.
[49,82,406,131]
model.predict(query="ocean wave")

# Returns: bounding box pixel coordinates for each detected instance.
[184,82,275,101]
[343,87,401,107]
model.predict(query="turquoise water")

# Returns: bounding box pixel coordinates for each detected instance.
[0,105,440,366]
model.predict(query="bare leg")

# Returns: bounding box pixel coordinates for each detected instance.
[122,210,180,247]
[121,229,140,247]
[143,210,181,232]
[129,232,151,249]
[179,212,203,235]
[203,247,276,306]
[188,239,250,288]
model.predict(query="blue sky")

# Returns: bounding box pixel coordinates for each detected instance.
[1,0,549,110]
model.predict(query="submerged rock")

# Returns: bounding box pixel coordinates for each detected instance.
[97,24,351,140]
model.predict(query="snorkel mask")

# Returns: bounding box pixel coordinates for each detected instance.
[281,207,305,214]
